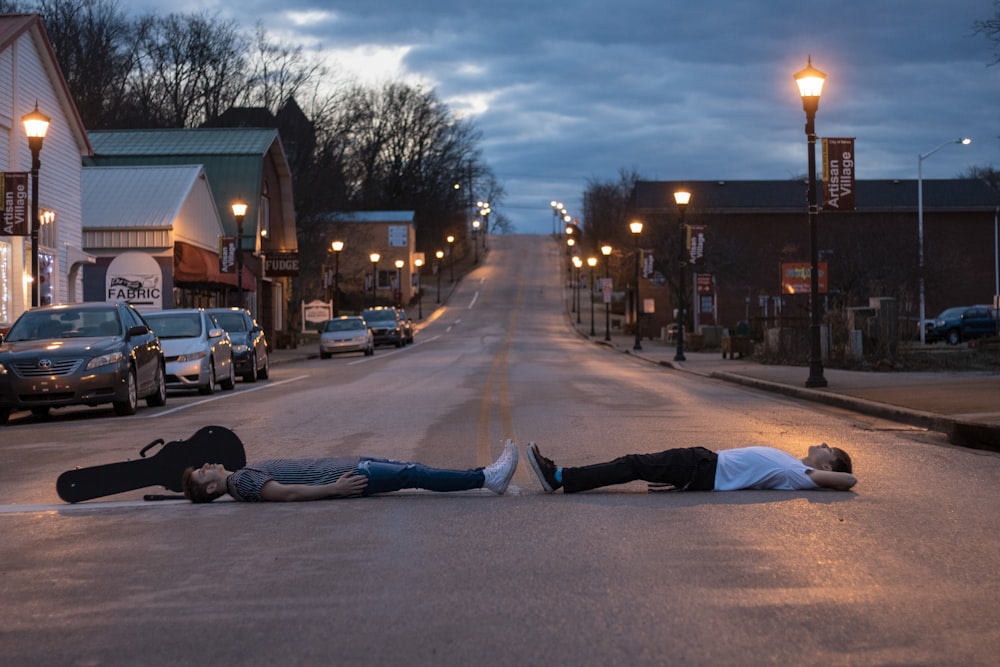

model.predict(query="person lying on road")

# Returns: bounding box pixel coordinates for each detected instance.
[525,442,855,494]
[182,440,518,502]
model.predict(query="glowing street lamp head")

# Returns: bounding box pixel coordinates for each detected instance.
[231,201,248,218]
[794,56,826,115]
[629,221,643,235]
[331,240,344,252]
[601,244,612,256]
[369,252,380,264]
[673,190,692,207]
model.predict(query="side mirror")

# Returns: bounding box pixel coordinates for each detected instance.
[127,324,148,338]
[209,327,225,339]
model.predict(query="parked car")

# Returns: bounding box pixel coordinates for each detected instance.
[206,307,269,382]
[319,316,374,358]
[144,309,235,394]
[397,308,415,344]
[928,305,999,345]
[361,307,405,347]
[0,302,167,424]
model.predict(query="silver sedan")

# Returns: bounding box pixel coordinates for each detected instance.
[144,309,235,394]
[319,316,374,358]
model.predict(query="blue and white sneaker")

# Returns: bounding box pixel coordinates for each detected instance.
[482,439,518,495]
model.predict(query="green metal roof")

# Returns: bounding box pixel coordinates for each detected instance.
[87,128,279,157]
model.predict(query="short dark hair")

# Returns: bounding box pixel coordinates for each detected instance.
[830,448,853,474]
[181,467,225,503]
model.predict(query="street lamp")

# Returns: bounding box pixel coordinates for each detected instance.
[673,190,691,362]
[231,201,248,309]
[394,259,405,306]
[587,257,598,336]
[435,250,444,303]
[369,252,380,308]
[472,219,480,263]
[572,256,583,323]
[478,201,491,252]
[601,244,613,341]
[917,137,971,344]
[630,220,643,351]
[414,258,424,319]
[22,103,49,308]
[447,235,455,282]
[330,240,343,316]
[794,56,828,388]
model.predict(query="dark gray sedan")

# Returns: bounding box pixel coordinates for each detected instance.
[0,302,166,424]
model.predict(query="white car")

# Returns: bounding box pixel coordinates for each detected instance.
[144,309,235,394]
[319,316,375,358]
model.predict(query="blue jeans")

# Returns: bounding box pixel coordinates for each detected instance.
[356,457,485,495]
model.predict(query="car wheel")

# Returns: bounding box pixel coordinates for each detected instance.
[320,351,331,359]
[146,362,167,407]
[31,407,51,418]
[113,365,138,416]
[257,352,269,380]
[946,329,961,345]
[220,356,236,391]
[0,408,9,425]
[199,361,216,395]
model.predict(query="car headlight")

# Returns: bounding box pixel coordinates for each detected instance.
[0,361,7,375]
[86,350,124,370]
[232,344,249,354]
[175,350,207,362]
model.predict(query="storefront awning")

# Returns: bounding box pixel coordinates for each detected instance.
[174,241,255,290]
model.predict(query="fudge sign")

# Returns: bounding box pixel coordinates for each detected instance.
[106,251,162,311]
[265,252,299,276]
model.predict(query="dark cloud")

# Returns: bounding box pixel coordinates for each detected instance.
[134,0,1000,233]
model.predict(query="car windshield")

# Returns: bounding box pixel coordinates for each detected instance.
[324,319,364,332]
[363,310,396,323]
[4,308,120,341]
[937,307,966,319]
[212,312,248,332]
[145,314,203,338]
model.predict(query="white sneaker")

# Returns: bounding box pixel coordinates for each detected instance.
[482,439,518,494]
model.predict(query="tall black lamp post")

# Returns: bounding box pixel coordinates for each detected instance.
[22,103,49,308]
[673,190,691,361]
[435,250,444,303]
[572,256,582,323]
[231,201,248,309]
[331,240,343,316]
[447,235,455,282]
[472,219,480,263]
[601,244,612,341]
[414,258,424,319]
[587,257,597,336]
[794,56,828,388]
[369,252,380,308]
[630,221,643,351]
[394,259,405,307]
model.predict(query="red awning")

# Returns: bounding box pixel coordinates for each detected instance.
[173,241,255,290]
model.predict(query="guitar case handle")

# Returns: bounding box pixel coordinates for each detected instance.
[139,439,165,458]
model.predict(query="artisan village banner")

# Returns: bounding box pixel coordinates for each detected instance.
[1,172,29,236]
[822,138,855,211]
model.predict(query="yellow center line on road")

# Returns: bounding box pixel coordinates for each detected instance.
[476,280,522,466]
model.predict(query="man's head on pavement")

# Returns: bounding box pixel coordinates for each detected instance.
[805,443,852,474]
[182,463,229,503]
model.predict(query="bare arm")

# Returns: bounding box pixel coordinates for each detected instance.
[806,469,857,491]
[259,471,368,501]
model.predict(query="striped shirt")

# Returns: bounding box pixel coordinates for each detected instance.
[226,457,361,502]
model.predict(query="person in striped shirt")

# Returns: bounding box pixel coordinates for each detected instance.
[182,440,518,502]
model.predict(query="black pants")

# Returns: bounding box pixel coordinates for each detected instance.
[561,447,718,493]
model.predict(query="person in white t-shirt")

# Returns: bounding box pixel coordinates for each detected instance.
[525,442,855,494]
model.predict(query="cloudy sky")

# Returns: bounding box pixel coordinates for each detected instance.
[131,0,1000,235]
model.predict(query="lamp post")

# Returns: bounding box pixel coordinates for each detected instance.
[231,201,248,309]
[435,250,444,303]
[369,252,380,308]
[414,258,424,319]
[794,56,828,388]
[572,256,583,323]
[331,240,343,316]
[587,257,597,336]
[673,190,691,361]
[447,235,455,282]
[601,244,613,341]
[472,219,480,263]
[22,103,49,308]
[478,201,490,252]
[394,259,404,306]
[550,201,561,236]
[630,220,643,351]
[917,137,971,344]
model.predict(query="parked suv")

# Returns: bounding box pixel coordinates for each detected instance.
[361,307,405,347]
[928,305,999,345]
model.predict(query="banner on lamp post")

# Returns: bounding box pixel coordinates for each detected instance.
[219,236,236,273]
[822,137,855,211]
[1,172,30,236]
[686,225,706,263]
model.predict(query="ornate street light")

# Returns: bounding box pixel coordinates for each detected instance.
[917,138,971,344]
[330,240,344,316]
[231,201,248,309]
[673,190,691,361]
[794,56,828,388]
[22,103,49,308]
[629,221,643,351]
[601,244,613,341]
[414,257,424,319]
[435,250,444,303]
[447,235,455,282]
[472,219,480,263]
[587,256,598,336]
[395,259,405,307]
[369,252,380,308]
[572,256,583,323]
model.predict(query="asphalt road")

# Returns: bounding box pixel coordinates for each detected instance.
[2,235,999,666]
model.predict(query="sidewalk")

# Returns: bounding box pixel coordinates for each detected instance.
[570,320,1000,453]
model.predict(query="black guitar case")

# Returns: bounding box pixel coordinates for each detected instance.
[56,425,246,503]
